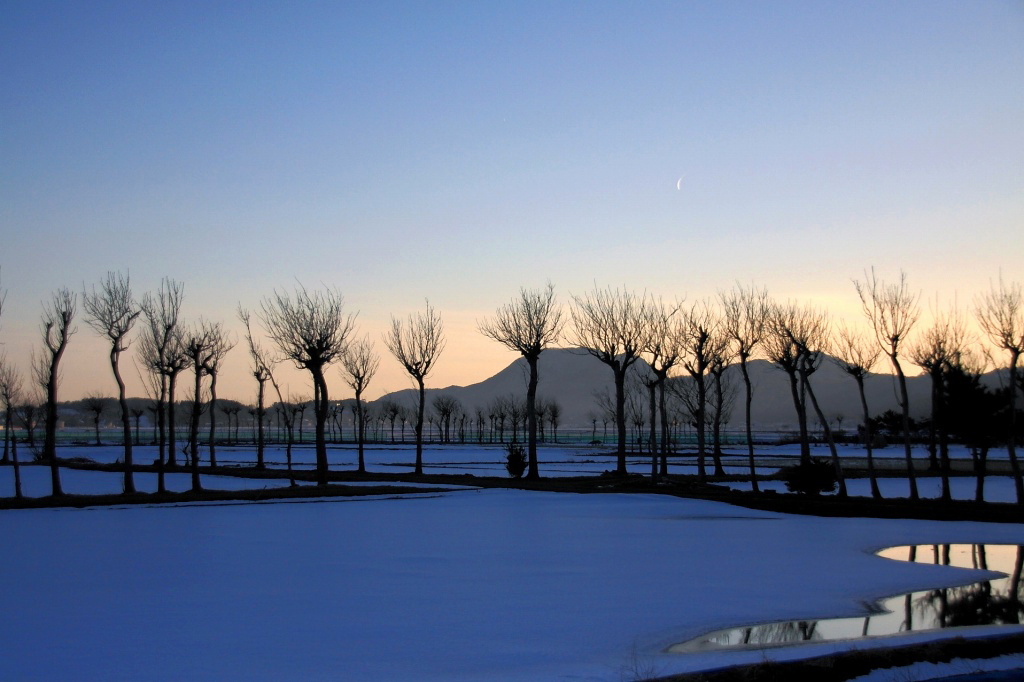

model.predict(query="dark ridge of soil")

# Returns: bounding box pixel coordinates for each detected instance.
[650,632,1024,682]
[1,459,1021,522]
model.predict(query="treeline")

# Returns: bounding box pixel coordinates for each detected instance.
[0,270,1021,505]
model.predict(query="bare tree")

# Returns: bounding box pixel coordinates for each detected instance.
[679,300,719,480]
[975,275,1024,504]
[721,283,770,492]
[183,322,212,490]
[384,300,445,475]
[910,302,968,502]
[833,323,882,499]
[643,297,685,479]
[140,278,185,486]
[202,326,234,467]
[340,335,379,473]
[569,286,651,474]
[855,268,921,500]
[82,393,109,446]
[479,283,565,478]
[39,288,76,496]
[0,357,23,497]
[708,330,735,466]
[239,306,273,470]
[83,271,141,493]
[261,285,356,486]
[773,302,846,497]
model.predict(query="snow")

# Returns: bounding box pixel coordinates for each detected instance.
[1,484,1022,681]
[720,476,1020,504]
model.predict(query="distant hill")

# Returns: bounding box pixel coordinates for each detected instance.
[371,348,1020,430]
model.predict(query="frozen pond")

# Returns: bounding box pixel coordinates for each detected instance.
[672,543,1024,652]
[1,489,1022,681]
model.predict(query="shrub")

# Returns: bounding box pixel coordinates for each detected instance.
[505,442,527,478]
[780,458,837,495]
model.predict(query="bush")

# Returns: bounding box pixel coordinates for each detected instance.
[505,442,527,478]
[780,458,837,495]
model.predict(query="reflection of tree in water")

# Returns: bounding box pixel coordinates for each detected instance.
[711,620,821,647]
[912,545,1024,630]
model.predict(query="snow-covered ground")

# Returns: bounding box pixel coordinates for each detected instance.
[720,476,1020,504]
[0,487,1022,681]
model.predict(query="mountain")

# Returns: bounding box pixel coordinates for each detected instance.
[371,348,1022,431]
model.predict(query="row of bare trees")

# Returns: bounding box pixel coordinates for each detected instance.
[2,271,1022,503]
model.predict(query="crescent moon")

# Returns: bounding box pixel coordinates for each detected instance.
[676,176,683,191]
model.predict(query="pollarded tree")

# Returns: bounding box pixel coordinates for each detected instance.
[261,285,356,486]
[643,297,684,479]
[833,323,882,499]
[479,283,565,479]
[975,276,1024,505]
[0,356,24,497]
[39,287,76,497]
[140,278,185,478]
[569,286,651,474]
[384,300,445,475]
[82,393,109,446]
[854,268,921,500]
[679,300,720,480]
[910,303,968,502]
[720,283,770,492]
[201,326,234,467]
[83,271,141,493]
[340,335,379,473]
[773,302,846,497]
[238,306,273,470]
[183,321,218,491]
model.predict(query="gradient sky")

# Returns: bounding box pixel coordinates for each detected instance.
[1,1,1022,404]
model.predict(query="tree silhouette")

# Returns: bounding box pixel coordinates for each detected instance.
[643,297,684,479]
[341,335,379,473]
[855,268,921,500]
[184,321,219,491]
[140,278,185,485]
[0,357,23,497]
[569,286,650,474]
[83,271,141,493]
[261,285,355,486]
[910,303,969,501]
[975,275,1024,505]
[384,300,445,475]
[833,322,882,499]
[479,283,565,479]
[202,326,234,467]
[721,283,770,492]
[82,393,109,446]
[680,300,721,480]
[39,287,76,497]
[239,306,273,469]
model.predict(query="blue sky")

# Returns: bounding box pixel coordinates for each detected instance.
[2,1,1022,402]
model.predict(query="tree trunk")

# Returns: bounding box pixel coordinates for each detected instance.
[355,387,365,473]
[157,375,167,494]
[711,371,725,476]
[648,380,657,481]
[855,375,881,500]
[526,355,539,479]
[695,373,708,481]
[892,355,920,500]
[1008,354,1023,505]
[112,346,135,494]
[313,369,329,486]
[189,369,202,492]
[168,373,178,468]
[415,377,425,475]
[45,355,64,497]
[11,431,21,499]
[256,379,266,470]
[803,369,846,497]
[208,371,218,468]
[658,378,669,477]
[740,357,758,493]
[614,365,627,475]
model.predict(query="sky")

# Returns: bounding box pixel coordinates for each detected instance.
[1,1,1022,404]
